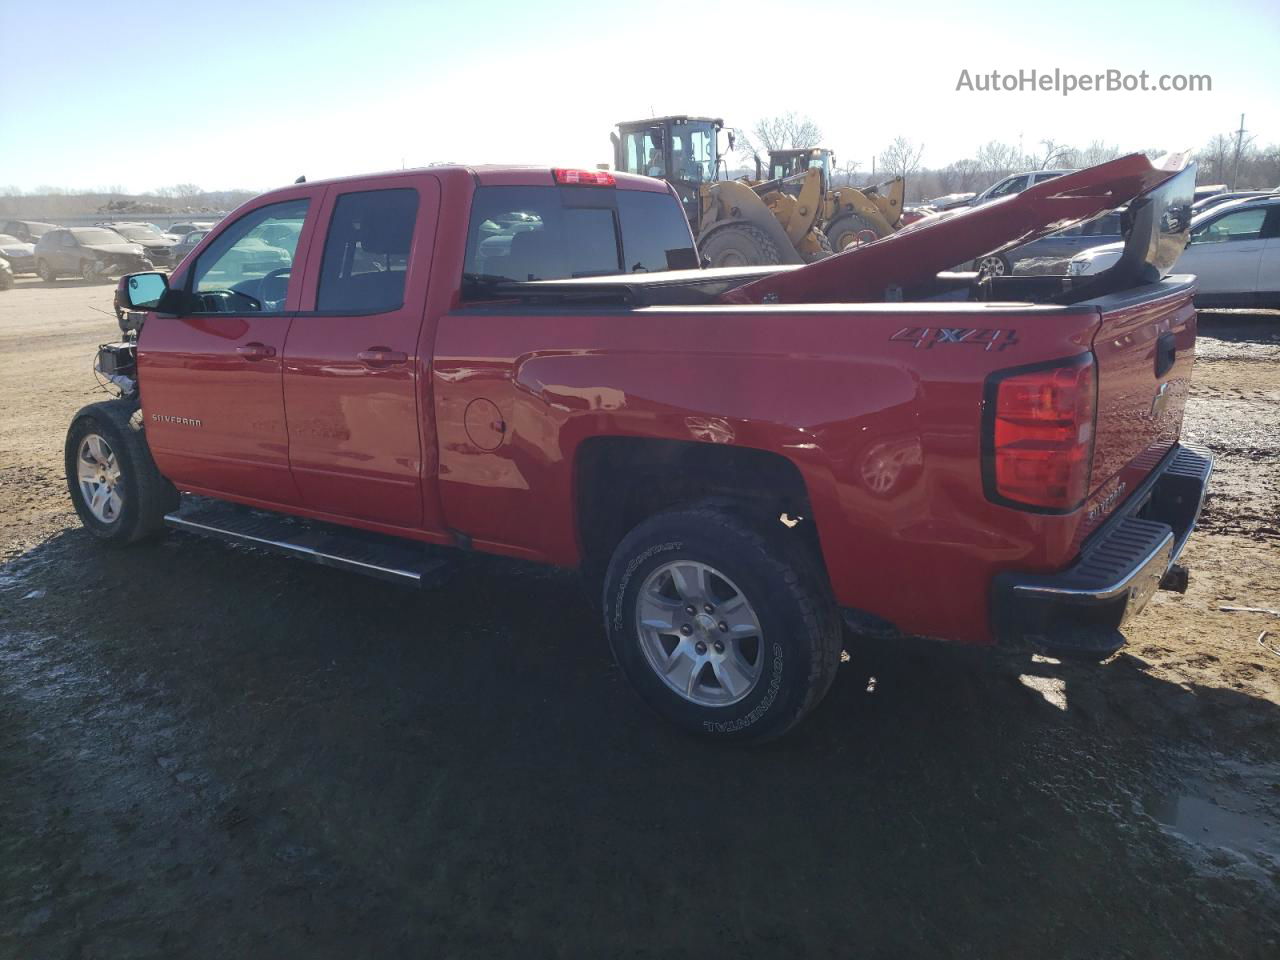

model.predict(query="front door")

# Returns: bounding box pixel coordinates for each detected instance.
[282,178,438,528]
[138,192,317,505]
[1181,206,1269,294]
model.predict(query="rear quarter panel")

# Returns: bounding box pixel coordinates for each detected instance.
[432,301,1113,644]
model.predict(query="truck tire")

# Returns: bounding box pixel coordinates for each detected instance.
[603,506,842,740]
[65,400,179,544]
[37,259,56,282]
[825,214,885,251]
[699,223,782,268]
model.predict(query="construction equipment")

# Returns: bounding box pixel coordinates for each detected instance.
[612,116,831,267]
[762,147,906,250]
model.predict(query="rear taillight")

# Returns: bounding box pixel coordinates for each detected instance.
[984,355,1096,511]
[553,168,616,187]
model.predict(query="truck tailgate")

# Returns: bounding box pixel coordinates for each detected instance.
[1087,277,1198,500]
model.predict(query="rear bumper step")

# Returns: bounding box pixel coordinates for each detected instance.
[992,443,1213,658]
[165,497,453,586]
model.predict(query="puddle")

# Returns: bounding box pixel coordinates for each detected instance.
[1144,767,1280,872]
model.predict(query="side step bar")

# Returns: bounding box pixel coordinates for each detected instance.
[164,497,454,586]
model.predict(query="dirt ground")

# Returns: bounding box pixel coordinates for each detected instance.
[1,278,1278,959]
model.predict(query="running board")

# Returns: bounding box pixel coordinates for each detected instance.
[164,497,454,586]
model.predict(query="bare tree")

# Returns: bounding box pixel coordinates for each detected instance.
[1030,139,1073,169]
[736,112,823,166]
[878,136,925,180]
[974,140,1022,178]
[833,158,861,187]
[1075,140,1120,167]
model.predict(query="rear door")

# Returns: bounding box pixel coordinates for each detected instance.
[283,176,438,528]
[138,190,319,504]
[1179,205,1269,294]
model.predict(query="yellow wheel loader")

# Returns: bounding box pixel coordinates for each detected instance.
[763,147,906,250]
[612,116,831,267]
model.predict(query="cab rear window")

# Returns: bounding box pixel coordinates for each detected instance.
[462,185,696,295]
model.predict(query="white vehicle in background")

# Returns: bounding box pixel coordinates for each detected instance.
[1069,196,1280,308]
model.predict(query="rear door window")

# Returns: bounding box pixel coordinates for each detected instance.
[316,188,419,313]
[462,185,695,294]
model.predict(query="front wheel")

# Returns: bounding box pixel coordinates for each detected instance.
[37,259,56,282]
[65,400,179,544]
[974,254,1011,277]
[603,506,842,740]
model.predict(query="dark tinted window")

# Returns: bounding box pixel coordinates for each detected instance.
[317,189,418,313]
[462,185,695,294]
[616,190,698,272]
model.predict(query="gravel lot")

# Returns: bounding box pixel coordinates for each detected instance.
[1,278,1278,959]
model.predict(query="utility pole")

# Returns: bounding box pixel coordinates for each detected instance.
[1230,113,1246,190]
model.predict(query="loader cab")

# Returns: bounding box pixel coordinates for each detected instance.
[767,148,833,194]
[613,115,725,230]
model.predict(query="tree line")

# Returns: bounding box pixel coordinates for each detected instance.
[731,113,1279,204]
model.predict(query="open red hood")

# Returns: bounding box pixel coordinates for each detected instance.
[719,151,1193,305]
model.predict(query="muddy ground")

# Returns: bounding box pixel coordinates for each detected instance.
[1,278,1278,959]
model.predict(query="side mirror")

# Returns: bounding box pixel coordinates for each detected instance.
[727,130,736,150]
[118,272,168,309]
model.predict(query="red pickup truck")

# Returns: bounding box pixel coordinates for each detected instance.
[67,155,1211,739]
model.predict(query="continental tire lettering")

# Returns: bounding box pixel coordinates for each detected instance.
[703,642,784,733]
[613,540,683,632]
[150,413,203,427]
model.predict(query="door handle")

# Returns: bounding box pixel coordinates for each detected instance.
[357,347,409,367]
[1155,331,1177,378]
[236,342,276,360]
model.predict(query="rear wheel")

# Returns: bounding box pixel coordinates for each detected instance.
[699,223,782,268]
[603,506,842,740]
[65,400,179,544]
[37,259,56,282]
[826,214,885,251]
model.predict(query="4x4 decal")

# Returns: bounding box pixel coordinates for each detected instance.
[890,326,1019,351]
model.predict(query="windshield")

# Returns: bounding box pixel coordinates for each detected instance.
[110,224,163,241]
[72,228,130,245]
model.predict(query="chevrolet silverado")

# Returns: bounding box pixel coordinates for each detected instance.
[65,154,1211,739]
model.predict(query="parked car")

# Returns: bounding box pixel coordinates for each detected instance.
[34,227,152,281]
[0,256,12,291]
[165,221,216,238]
[1,219,57,244]
[80,154,1209,740]
[973,210,1124,276]
[98,222,179,266]
[0,233,37,274]
[171,229,209,262]
[1069,196,1280,307]
[937,170,1075,210]
[1190,190,1277,216]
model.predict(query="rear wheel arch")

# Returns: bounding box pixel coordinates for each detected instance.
[574,436,826,590]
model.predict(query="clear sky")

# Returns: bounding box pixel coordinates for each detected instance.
[1,0,1277,193]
